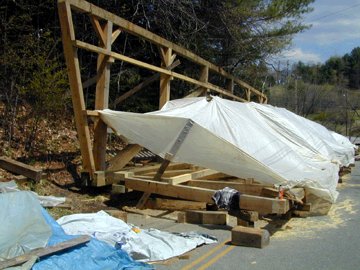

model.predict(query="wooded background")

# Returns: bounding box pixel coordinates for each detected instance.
[1,0,359,157]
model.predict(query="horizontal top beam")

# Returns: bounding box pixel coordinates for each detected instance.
[59,0,266,101]
[74,40,247,102]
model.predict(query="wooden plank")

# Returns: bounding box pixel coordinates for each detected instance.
[261,187,279,198]
[198,65,209,94]
[73,40,247,103]
[124,177,215,203]
[85,110,99,117]
[186,180,268,196]
[111,28,122,44]
[143,169,194,177]
[166,169,218,185]
[63,0,267,102]
[182,210,228,225]
[0,236,90,270]
[107,144,142,172]
[239,194,290,214]
[0,157,42,181]
[93,20,113,172]
[58,1,95,176]
[146,198,206,210]
[89,16,106,46]
[159,47,174,109]
[226,78,234,94]
[130,163,191,175]
[112,60,180,107]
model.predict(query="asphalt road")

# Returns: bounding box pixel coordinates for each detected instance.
[128,162,360,270]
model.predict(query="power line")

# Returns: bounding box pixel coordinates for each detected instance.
[309,3,360,22]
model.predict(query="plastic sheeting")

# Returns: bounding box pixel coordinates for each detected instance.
[99,96,356,203]
[0,191,52,260]
[57,211,217,262]
[33,209,152,270]
[0,180,66,207]
[252,103,355,166]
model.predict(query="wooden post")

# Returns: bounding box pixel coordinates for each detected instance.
[159,47,175,109]
[246,89,251,101]
[93,20,113,172]
[226,78,234,94]
[199,65,209,95]
[58,1,95,176]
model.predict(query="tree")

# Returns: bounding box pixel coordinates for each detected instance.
[0,0,69,152]
[83,0,315,101]
[345,47,360,89]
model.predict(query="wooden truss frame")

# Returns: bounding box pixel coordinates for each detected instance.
[58,0,268,186]
[114,163,297,214]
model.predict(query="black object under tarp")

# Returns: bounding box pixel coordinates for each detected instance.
[212,187,240,210]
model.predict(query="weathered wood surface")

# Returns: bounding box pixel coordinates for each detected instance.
[146,198,206,210]
[231,226,270,248]
[0,156,42,181]
[181,210,228,225]
[107,144,142,172]
[125,177,215,203]
[0,236,90,269]
[239,194,290,214]
[58,1,95,176]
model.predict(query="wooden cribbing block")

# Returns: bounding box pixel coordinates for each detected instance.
[0,156,42,181]
[231,226,270,248]
[146,198,206,210]
[240,194,289,214]
[181,210,228,225]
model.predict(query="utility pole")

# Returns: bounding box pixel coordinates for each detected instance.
[345,89,348,137]
[295,76,298,114]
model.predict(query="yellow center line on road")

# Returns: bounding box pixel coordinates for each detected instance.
[181,239,231,270]
[196,245,236,270]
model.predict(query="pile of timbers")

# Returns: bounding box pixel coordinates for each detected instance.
[108,160,355,248]
[109,162,310,216]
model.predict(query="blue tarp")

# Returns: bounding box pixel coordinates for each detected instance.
[32,208,153,270]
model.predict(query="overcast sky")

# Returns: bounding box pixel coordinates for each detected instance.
[279,0,360,64]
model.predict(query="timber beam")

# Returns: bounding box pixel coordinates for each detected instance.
[124,176,290,214]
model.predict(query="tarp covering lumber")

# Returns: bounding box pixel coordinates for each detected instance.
[99,96,356,202]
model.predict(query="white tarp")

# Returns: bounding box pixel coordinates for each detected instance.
[253,104,355,166]
[0,180,66,207]
[0,191,52,260]
[57,211,217,262]
[99,96,355,202]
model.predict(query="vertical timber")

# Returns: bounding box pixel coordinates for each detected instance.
[58,1,95,177]
[93,21,113,171]
[199,66,209,95]
[159,47,175,109]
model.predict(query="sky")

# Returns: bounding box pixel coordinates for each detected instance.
[280,0,360,64]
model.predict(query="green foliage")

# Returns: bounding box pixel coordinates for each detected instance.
[293,47,360,90]
[24,37,69,118]
[0,0,69,152]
